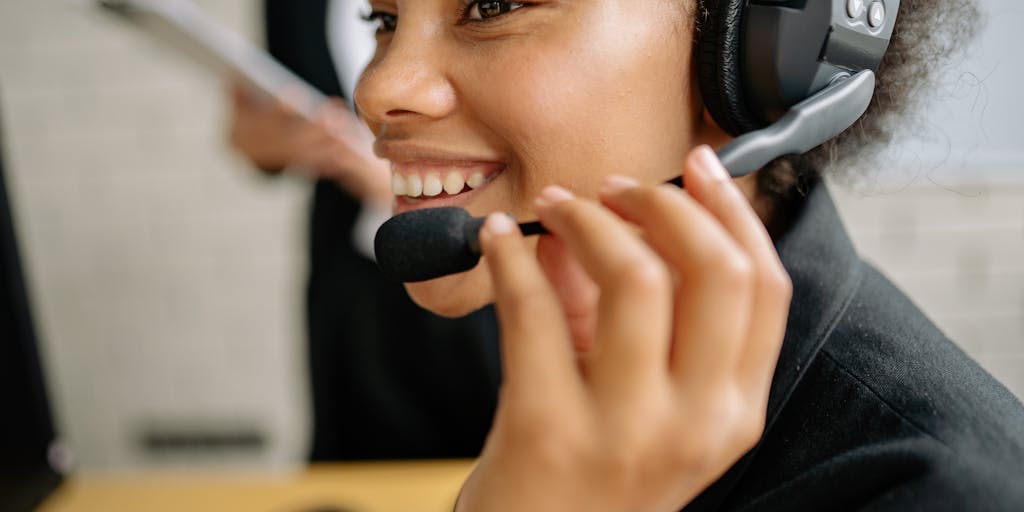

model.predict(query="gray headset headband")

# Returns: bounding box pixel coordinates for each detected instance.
[743,0,900,125]
[710,0,900,176]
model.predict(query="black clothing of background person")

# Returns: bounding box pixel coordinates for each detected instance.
[263,0,501,461]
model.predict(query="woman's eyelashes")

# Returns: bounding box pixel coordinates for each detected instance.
[462,1,529,22]
[362,1,530,36]
[362,10,397,34]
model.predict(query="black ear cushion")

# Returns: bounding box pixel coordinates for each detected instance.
[696,0,761,136]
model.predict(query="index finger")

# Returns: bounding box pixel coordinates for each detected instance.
[479,213,581,400]
[533,188,673,399]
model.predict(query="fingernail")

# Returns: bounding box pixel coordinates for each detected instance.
[484,212,516,235]
[601,174,639,195]
[535,186,574,209]
[694,145,729,181]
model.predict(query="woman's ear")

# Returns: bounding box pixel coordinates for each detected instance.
[687,48,732,151]
[693,108,734,151]
[689,92,760,209]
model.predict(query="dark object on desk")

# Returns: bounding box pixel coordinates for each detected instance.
[0,95,65,510]
[301,506,357,512]
[139,422,265,455]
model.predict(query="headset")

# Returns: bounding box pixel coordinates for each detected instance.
[374,0,903,282]
[694,0,901,177]
[699,0,899,137]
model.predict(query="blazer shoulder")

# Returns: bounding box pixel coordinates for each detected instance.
[855,452,1024,511]
[821,262,1024,469]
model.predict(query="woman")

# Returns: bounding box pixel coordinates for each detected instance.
[355,0,1024,510]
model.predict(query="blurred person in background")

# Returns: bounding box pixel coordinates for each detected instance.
[227,0,501,461]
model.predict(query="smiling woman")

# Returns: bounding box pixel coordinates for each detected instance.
[355,0,1024,511]
[359,0,702,316]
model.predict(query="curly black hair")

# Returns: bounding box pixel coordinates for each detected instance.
[699,0,983,233]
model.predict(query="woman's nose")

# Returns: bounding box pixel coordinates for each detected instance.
[355,31,457,125]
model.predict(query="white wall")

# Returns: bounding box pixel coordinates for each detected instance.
[0,0,310,469]
[888,0,1024,181]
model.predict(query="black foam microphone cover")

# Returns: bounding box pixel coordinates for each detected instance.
[374,207,486,283]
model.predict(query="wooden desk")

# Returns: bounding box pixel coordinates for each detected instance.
[40,460,475,512]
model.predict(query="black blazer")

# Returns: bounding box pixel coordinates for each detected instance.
[264,0,501,461]
[262,3,1024,508]
[687,184,1024,510]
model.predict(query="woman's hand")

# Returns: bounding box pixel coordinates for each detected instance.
[458,146,792,512]
[226,83,391,202]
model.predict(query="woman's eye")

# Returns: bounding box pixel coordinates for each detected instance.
[362,11,398,33]
[466,1,526,21]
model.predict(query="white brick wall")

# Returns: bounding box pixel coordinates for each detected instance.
[0,1,1020,470]
[831,182,1024,399]
[0,0,310,469]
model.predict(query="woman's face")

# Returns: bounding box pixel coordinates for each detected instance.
[357,0,715,317]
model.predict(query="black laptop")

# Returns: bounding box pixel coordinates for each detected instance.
[0,93,65,511]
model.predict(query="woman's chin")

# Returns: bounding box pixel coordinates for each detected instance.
[404,262,495,319]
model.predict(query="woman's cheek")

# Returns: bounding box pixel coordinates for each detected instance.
[404,265,495,318]
[479,55,620,198]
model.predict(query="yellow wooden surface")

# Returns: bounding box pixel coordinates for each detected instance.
[39,460,475,512]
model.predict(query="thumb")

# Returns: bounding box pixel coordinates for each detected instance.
[536,234,599,354]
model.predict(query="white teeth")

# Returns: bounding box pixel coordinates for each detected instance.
[406,174,423,197]
[443,172,466,195]
[395,171,490,198]
[391,174,406,196]
[422,173,443,197]
[467,172,485,189]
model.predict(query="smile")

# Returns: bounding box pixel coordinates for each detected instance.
[389,159,505,214]
[375,140,507,212]
[391,166,500,199]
